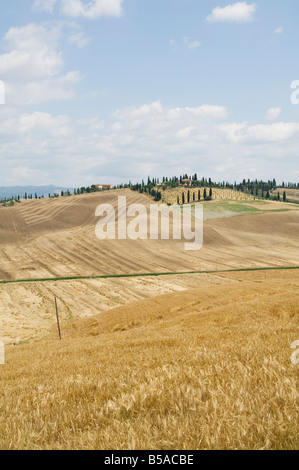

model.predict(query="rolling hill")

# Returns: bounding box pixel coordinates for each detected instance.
[0,189,298,450]
[1,269,298,450]
[0,189,298,282]
[272,188,299,202]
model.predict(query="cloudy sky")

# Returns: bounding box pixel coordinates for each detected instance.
[0,0,298,187]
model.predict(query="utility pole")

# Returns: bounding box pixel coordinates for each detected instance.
[55,297,62,340]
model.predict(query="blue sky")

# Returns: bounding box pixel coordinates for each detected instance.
[0,0,298,187]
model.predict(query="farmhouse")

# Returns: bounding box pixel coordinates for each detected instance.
[94,184,113,190]
[181,179,192,187]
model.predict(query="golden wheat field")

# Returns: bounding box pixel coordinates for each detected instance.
[0,191,298,450]
[1,270,298,450]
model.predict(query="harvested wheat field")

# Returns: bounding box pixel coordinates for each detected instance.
[0,191,299,344]
[0,190,298,282]
[0,273,238,344]
[1,269,298,450]
[0,191,298,450]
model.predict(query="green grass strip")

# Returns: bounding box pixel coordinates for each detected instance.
[0,265,298,285]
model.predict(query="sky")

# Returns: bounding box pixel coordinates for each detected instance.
[0,0,299,187]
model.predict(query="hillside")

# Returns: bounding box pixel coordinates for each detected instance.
[159,187,254,205]
[1,269,298,450]
[0,189,298,344]
[272,188,299,202]
[0,189,298,282]
[0,190,298,450]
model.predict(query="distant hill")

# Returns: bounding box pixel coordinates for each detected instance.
[272,188,299,202]
[0,185,73,200]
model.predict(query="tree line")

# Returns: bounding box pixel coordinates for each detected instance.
[1,175,298,205]
[128,175,298,204]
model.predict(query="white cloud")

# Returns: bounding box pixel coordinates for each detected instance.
[0,109,73,137]
[186,105,228,119]
[0,23,82,104]
[0,23,63,80]
[18,112,73,136]
[207,2,256,23]
[32,0,57,12]
[7,71,81,105]
[2,100,298,186]
[183,37,202,50]
[170,37,202,50]
[220,121,299,142]
[68,30,90,48]
[33,0,124,19]
[265,107,282,121]
[176,126,196,138]
[112,102,228,122]
[274,26,284,34]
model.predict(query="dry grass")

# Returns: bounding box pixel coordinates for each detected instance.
[1,271,298,450]
[272,188,299,202]
[1,189,299,283]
